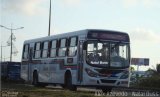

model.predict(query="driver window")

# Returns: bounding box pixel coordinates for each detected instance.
[111,43,119,57]
[87,42,110,64]
[98,43,109,61]
[87,43,99,63]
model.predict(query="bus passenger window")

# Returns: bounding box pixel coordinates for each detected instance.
[23,44,29,59]
[34,42,41,58]
[58,39,67,57]
[42,41,48,58]
[50,40,57,57]
[68,37,77,56]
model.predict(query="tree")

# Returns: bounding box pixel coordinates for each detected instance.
[130,66,135,73]
[156,64,160,73]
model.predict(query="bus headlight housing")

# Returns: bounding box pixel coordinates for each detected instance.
[85,68,98,77]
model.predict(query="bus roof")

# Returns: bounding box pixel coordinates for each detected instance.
[24,29,129,44]
[24,29,87,44]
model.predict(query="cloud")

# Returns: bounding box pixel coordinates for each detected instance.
[2,0,46,15]
[129,28,160,43]
[63,0,81,6]
[123,0,138,7]
[123,0,159,8]
[1,0,81,15]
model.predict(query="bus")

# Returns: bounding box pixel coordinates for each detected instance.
[21,29,130,91]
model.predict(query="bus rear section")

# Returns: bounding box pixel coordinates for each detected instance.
[21,29,130,91]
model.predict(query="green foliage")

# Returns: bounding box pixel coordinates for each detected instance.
[156,64,160,73]
[137,75,160,88]
[130,66,135,72]
[135,65,160,89]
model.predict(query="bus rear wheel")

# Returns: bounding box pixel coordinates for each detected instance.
[32,71,47,87]
[32,71,39,86]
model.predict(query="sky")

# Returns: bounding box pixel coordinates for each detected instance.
[0,0,160,71]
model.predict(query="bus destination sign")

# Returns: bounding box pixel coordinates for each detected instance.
[88,31,129,42]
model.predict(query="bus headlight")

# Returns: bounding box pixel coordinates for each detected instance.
[85,68,98,77]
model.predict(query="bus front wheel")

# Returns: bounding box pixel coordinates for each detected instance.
[65,72,77,91]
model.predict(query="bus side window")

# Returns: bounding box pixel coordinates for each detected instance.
[58,38,67,57]
[50,40,57,57]
[42,41,48,58]
[23,44,29,59]
[68,37,78,56]
[34,42,41,58]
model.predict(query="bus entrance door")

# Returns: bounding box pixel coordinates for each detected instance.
[77,41,84,83]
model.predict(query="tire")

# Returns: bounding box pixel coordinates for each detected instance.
[65,73,77,91]
[32,71,39,86]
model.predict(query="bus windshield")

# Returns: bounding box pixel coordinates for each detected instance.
[86,40,130,68]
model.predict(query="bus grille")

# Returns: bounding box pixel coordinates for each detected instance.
[100,79,116,83]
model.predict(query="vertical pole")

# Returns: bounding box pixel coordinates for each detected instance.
[137,65,139,71]
[137,65,139,78]
[1,44,2,62]
[10,29,13,62]
[0,44,1,92]
[48,0,51,36]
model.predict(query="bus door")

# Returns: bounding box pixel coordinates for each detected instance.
[28,47,33,81]
[77,40,84,83]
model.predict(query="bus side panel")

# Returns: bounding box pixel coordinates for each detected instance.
[21,64,28,81]
[37,63,64,84]
[52,69,65,84]
[71,70,77,85]
[49,64,58,83]
[38,64,49,82]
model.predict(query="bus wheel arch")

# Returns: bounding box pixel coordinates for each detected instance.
[64,70,77,91]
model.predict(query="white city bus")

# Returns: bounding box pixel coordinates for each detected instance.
[21,29,130,91]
